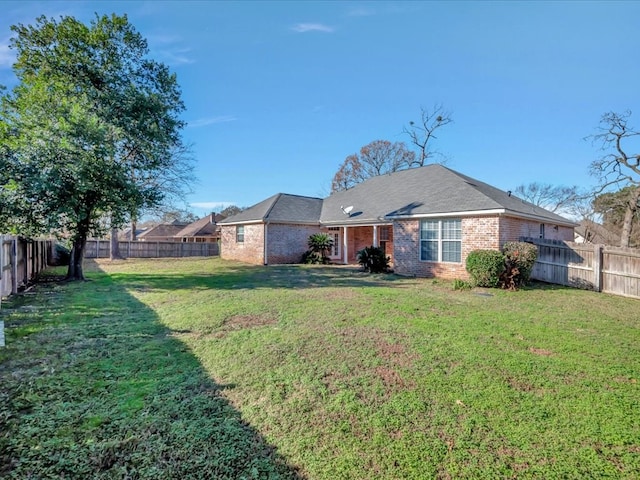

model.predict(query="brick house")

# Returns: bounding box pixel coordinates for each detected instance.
[137,220,188,242]
[219,165,576,279]
[174,213,225,243]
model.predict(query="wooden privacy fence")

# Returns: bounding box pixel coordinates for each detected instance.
[522,237,640,300]
[1,235,53,347]
[85,239,219,259]
[1,235,53,298]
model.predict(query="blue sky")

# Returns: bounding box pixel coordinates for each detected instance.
[1,1,639,217]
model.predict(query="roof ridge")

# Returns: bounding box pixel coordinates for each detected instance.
[263,193,283,220]
[279,192,324,200]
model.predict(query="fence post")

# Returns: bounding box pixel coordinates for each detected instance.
[0,235,3,311]
[23,241,28,286]
[593,244,603,292]
[0,235,3,286]
[11,238,18,294]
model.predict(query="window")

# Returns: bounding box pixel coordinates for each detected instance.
[379,226,391,242]
[236,225,244,243]
[420,219,461,262]
[539,223,545,239]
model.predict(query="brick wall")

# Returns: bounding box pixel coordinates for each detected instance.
[220,224,265,265]
[499,216,574,243]
[393,215,574,279]
[221,216,574,274]
[267,223,321,264]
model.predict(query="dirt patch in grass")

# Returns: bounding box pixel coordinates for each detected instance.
[176,314,279,340]
[225,314,277,330]
[308,326,420,401]
[375,366,415,394]
[529,347,554,356]
[375,340,419,368]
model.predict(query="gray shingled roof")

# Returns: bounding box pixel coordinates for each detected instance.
[320,165,575,226]
[174,214,225,237]
[221,165,576,227]
[138,222,187,238]
[220,193,324,225]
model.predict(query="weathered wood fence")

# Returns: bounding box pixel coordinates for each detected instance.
[522,237,640,300]
[1,235,53,298]
[1,235,53,346]
[85,239,219,259]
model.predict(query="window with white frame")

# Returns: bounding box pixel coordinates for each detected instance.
[420,219,461,262]
[236,225,245,243]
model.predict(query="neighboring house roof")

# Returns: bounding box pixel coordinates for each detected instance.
[574,220,619,245]
[221,165,576,227]
[174,213,225,238]
[220,193,324,225]
[119,228,147,239]
[138,222,188,239]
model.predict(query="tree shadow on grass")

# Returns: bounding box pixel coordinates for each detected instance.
[0,268,304,479]
[103,260,412,293]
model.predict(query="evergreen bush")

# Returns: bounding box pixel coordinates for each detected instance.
[465,249,505,287]
[357,246,390,273]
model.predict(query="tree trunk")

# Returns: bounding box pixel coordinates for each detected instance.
[66,236,87,281]
[619,186,640,248]
[130,216,137,241]
[110,226,122,260]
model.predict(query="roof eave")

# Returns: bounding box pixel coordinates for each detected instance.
[320,219,392,227]
[502,210,578,227]
[218,219,265,226]
[387,208,507,219]
[387,208,577,227]
[219,219,321,227]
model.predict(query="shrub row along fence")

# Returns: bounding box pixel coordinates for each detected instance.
[521,237,640,300]
[85,239,219,259]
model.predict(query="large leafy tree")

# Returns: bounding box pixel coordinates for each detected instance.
[589,111,640,247]
[331,140,415,192]
[0,14,187,279]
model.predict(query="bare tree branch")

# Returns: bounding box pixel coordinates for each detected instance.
[513,183,581,214]
[588,110,640,247]
[402,104,452,166]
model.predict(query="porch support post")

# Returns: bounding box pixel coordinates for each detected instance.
[342,226,348,264]
[373,225,378,247]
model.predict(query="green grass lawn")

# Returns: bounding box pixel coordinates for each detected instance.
[1,257,639,479]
